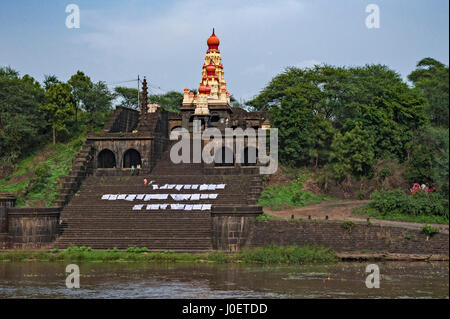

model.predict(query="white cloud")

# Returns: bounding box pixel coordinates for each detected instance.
[69,0,306,98]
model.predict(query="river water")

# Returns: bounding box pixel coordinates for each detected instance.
[0,261,448,299]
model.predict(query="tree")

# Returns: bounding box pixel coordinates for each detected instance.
[248,64,428,172]
[114,86,139,109]
[43,74,60,91]
[329,123,376,180]
[0,67,46,170]
[68,71,92,123]
[39,83,75,144]
[408,58,449,128]
[68,71,114,127]
[83,81,114,127]
[149,91,183,112]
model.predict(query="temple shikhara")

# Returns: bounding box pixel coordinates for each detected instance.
[183,29,231,114]
[0,29,270,252]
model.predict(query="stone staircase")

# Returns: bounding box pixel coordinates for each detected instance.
[52,145,264,251]
[53,140,94,207]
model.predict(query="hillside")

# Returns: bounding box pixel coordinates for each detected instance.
[0,134,85,207]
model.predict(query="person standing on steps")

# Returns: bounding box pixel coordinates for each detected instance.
[131,165,135,175]
[136,164,141,176]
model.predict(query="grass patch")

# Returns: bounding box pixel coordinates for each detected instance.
[0,244,339,265]
[239,244,338,264]
[0,133,85,207]
[258,170,328,210]
[256,213,281,221]
[354,206,449,225]
[421,225,440,237]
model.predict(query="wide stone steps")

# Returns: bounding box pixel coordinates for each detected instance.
[56,152,263,251]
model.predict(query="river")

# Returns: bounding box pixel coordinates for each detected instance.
[0,261,448,298]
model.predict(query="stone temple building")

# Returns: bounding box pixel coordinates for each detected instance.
[0,30,271,252]
[90,29,270,174]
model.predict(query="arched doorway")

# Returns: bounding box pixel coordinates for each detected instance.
[123,149,142,168]
[214,147,234,167]
[97,149,116,168]
[242,147,258,166]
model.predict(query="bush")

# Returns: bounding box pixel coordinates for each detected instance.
[342,220,355,233]
[369,189,448,218]
[258,181,325,210]
[240,243,338,264]
[208,252,231,263]
[421,225,440,237]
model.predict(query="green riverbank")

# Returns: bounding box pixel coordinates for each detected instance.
[0,244,339,264]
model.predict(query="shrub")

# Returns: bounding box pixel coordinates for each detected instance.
[258,181,325,210]
[369,189,448,218]
[240,243,338,264]
[421,225,440,237]
[342,220,355,233]
[208,252,231,263]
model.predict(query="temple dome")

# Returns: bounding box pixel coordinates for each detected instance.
[207,29,220,50]
[206,61,216,75]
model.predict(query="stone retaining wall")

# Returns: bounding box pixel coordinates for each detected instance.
[245,220,449,255]
[0,207,60,249]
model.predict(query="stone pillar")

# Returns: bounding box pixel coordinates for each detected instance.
[0,193,15,249]
[0,193,16,208]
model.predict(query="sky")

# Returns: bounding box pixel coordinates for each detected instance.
[0,0,448,102]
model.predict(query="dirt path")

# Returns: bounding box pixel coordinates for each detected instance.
[264,200,449,234]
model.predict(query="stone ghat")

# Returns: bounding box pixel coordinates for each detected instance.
[54,174,263,251]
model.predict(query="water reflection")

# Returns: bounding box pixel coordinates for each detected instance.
[0,261,448,299]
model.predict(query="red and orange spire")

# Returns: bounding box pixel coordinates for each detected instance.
[207,28,220,50]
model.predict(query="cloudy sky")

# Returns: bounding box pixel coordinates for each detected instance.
[0,0,448,101]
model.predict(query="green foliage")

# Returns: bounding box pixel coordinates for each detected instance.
[249,64,427,174]
[421,225,440,237]
[369,189,448,218]
[0,66,47,170]
[114,86,139,109]
[125,247,149,253]
[39,82,76,144]
[258,177,326,210]
[329,123,375,180]
[405,126,449,197]
[239,244,338,264]
[68,71,114,127]
[27,163,51,194]
[148,91,183,112]
[354,206,448,224]
[342,220,355,233]
[256,213,279,221]
[0,245,338,264]
[207,252,231,263]
[408,58,449,128]
[0,134,85,207]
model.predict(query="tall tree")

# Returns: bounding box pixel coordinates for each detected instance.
[0,67,46,170]
[114,86,139,109]
[83,81,114,126]
[408,58,449,128]
[39,83,75,144]
[68,71,114,126]
[43,74,60,91]
[149,91,183,112]
[249,64,427,172]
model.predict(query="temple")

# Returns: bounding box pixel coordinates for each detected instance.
[182,28,230,114]
[0,29,269,252]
